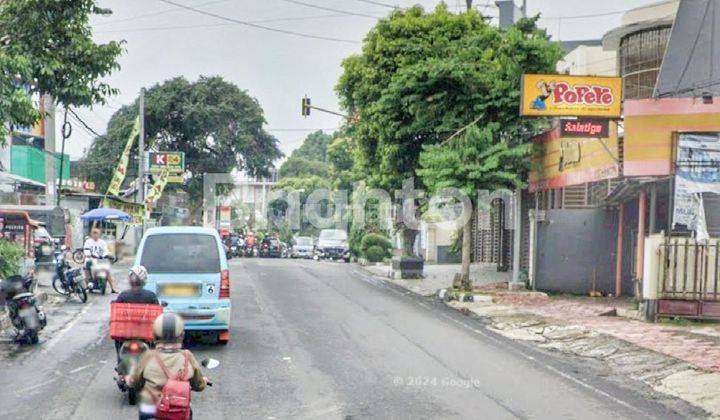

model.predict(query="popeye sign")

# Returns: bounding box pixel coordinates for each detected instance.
[521,74,622,118]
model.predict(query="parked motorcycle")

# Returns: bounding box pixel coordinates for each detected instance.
[85,251,115,294]
[0,274,47,344]
[51,245,87,303]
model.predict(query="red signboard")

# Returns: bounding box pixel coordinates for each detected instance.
[559,118,609,138]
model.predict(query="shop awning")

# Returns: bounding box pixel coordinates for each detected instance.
[601,177,672,206]
[0,171,46,188]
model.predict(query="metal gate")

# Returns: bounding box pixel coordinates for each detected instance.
[471,198,510,271]
[658,238,720,318]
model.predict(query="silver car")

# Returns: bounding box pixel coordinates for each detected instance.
[291,236,315,259]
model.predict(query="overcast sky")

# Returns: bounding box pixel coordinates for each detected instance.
[63,0,661,160]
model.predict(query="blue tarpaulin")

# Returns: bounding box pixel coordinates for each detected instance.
[80,208,132,222]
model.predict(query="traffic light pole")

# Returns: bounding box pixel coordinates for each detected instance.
[306,105,349,119]
[302,96,351,119]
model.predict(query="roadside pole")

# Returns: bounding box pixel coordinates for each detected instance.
[43,94,56,205]
[137,88,146,245]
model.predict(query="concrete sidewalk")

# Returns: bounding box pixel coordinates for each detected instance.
[362,262,509,296]
[359,262,720,417]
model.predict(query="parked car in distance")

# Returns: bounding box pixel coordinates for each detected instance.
[315,229,350,262]
[291,236,315,259]
[135,226,231,344]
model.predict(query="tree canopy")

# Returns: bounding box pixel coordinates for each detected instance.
[336,5,562,192]
[0,0,123,141]
[278,130,333,179]
[80,76,282,203]
[288,130,332,162]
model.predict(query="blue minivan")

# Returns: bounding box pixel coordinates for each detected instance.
[135,226,231,343]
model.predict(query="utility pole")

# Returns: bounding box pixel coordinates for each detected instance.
[43,94,56,205]
[137,88,146,240]
[466,0,472,12]
[138,88,146,206]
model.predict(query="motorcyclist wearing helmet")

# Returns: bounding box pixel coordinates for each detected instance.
[127,313,208,420]
[114,266,159,358]
[116,266,158,305]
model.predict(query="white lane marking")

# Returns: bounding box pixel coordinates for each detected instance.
[436,311,640,413]
[15,377,57,394]
[41,300,94,354]
[68,363,94,374]
[350,266,642,415]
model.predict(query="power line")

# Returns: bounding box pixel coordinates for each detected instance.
[156,0,361,44]
[266,127,339,132]
[67,108,106,139]
[94,0,231,26]
[95,13,351,34]
[277,0,381,19]
[541,8,630,20]
[354,0,400,9]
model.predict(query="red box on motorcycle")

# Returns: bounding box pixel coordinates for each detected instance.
[110,303,164,341]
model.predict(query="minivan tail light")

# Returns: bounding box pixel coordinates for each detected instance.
[220,269,230,298]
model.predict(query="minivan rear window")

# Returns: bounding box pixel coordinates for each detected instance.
[140,234,220,273]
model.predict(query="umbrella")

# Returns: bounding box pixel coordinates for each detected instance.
[80,207,132,222]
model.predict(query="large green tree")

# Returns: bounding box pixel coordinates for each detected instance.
[0,0,123,141]
[278,130,333,178]
[336,5,561,254]
[418,124,529,289]
[80,76,281,215]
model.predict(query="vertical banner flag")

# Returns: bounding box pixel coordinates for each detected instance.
[145,168,170,208]
[101,197,145,225]
[106,117,140,196]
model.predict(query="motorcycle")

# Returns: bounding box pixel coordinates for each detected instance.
[51,245,87,303]
[0,274,47,344]
[115,340,151,405]
[85,251,115,295]
[242,244,256,258]
[229,243,245,258]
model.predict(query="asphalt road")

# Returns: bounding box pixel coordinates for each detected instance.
[0,258,704,419]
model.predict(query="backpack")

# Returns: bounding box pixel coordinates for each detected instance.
[153,350,192,420]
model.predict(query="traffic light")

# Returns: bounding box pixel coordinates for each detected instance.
[301,96,311,117]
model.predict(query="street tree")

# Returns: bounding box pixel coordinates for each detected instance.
[278,156,329,179]
[80,76,281,216]
[288,130,332,162]
[336,5,561,254]
[326,136,355,191]
[418,124,529,290]
[0,0,123,142]
[278,130,333,178]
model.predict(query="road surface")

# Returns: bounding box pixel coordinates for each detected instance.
[0,258,704,419]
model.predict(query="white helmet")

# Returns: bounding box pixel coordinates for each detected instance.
[128,265,148,287]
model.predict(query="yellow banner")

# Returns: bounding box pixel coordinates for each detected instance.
[529,122,620,191]
[106,117,140,196]
[521,74,622,118]
[145,168,169,208]
[102,196,145,225]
